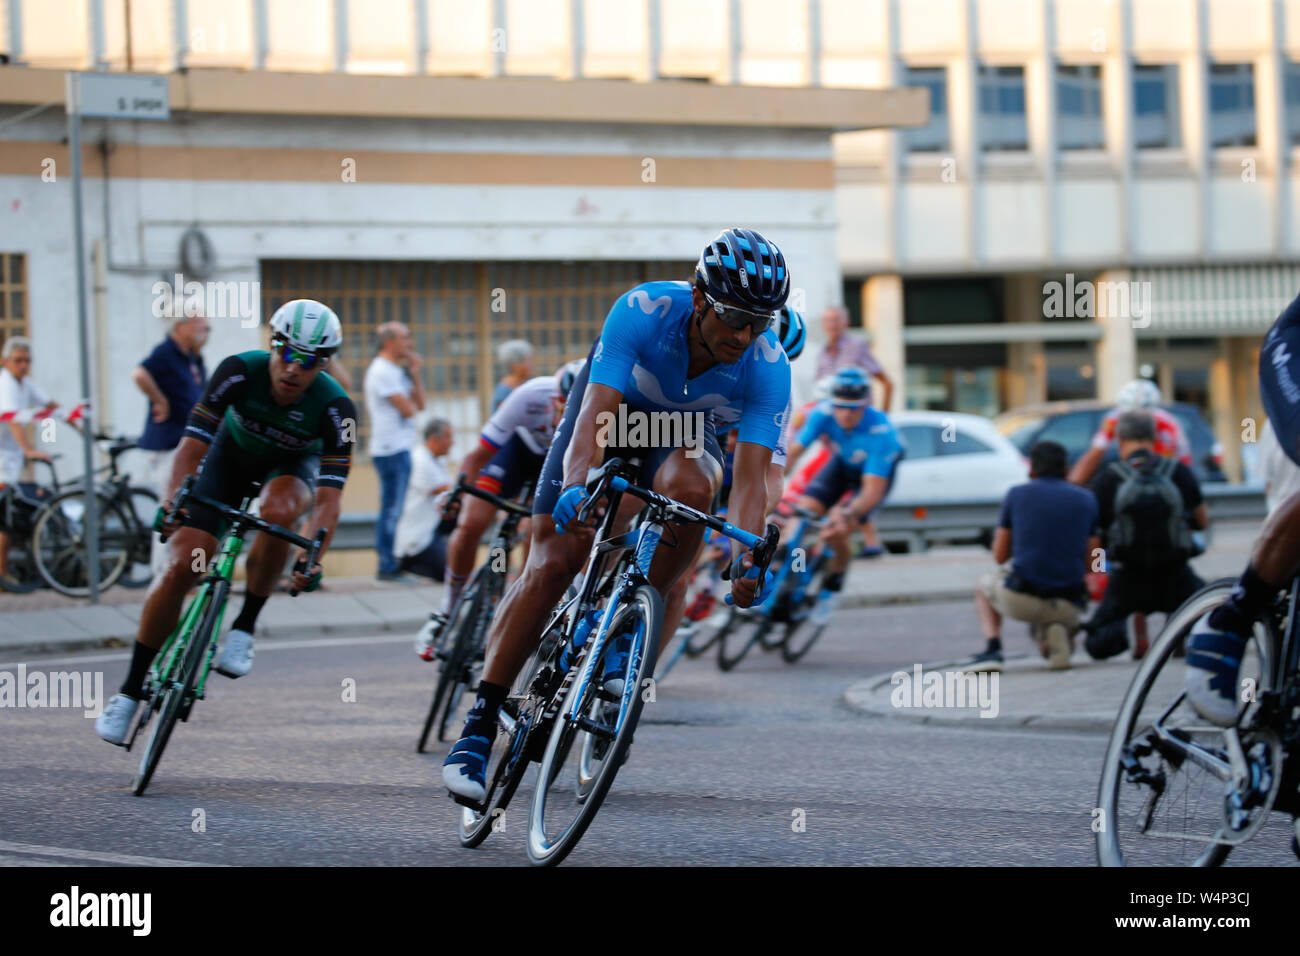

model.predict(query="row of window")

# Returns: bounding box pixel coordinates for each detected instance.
[907,61,1289,153]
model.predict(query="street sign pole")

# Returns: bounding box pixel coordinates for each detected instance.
[66,72,100,605]
[64,71,169,604]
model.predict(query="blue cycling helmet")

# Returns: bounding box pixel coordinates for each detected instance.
[777,306,807,361]
[694,227,790,314]
[830,366,871,406]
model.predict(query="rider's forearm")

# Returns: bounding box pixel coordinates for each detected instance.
[166,437,209,503]
[846,477,887,522]
[561,384,622,489]
[302,493,341,556]
[731,442,773,554]
[783,442,805,477]
[1067,447,1103,486]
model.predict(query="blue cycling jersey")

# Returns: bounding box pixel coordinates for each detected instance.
[796,401,903,478]
[587,281,791,451]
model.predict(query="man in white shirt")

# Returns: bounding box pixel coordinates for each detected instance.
[364,322,425,580]
[396,418,454,579]
[0,336,57,581]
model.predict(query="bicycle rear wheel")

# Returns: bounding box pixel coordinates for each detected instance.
[31,490,132,597]
[527,584,663,866]
[132,583,222,796]
[781,555,831,664]
[436,572,502,743]
[118,487,158,589]
[1096,579,1278,866]
[417,570,486,753]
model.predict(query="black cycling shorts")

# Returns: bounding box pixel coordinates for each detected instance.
[183,425,319,538]
[476,433,546,503]
[802,455,898,523]
[1261,291,1300,467]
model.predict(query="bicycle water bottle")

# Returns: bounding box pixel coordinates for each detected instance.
[560,609,602,673]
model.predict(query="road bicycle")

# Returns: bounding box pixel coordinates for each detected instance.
[454,456,779,866]
[716,502,836,671]
[1096,576,1300,865]
[0,456,61,593]
[651,542,731,680]
[31,435,156,597]
[121,474,326,796]
[416,478,532,753]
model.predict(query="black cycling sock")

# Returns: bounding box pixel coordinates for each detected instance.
[120,641,160,699]
[1209,565,1277,636]
[230,593,268,634]
[822,571,846,593]
[985,637,1002,654]
[462,680,508,739]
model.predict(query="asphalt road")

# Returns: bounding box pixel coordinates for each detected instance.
[1,600,1295,866]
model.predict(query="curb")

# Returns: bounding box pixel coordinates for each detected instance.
[842,656,1117,734]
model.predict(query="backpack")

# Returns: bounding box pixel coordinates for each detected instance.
[1106,456,1192,569]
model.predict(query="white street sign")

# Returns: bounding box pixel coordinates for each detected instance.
[72,73,170,120]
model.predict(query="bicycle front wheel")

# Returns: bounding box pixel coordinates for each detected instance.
[1096,578,1279,866]
[716,606,769,671]
[418,570,486,753]
[132,583,221,796]
[32,490,132,597]
[781,555,831,664]
[527,584,663,866]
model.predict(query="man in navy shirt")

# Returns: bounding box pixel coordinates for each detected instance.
[134,313,209,573]
[968,440,1100,672]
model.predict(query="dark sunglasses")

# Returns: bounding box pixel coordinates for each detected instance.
[272,336,330,371]
[702,291,775,334]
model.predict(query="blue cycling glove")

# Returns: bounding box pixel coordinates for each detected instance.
[552,484,589,534]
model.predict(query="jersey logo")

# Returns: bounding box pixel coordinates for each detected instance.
[288,409,304,421]
[1273,342,1291,368]
[592,340,604,365]
[754,337,785,364]
[631,366,728,412]
[851,449,868,463]
[626,290,674,318]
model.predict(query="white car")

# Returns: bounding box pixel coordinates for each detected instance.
[886,410,1029,506]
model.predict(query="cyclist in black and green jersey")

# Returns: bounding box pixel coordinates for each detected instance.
[96,299,357,745]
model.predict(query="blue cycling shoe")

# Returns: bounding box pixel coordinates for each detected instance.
[1184,612,1248,728]
[442,734,491,802]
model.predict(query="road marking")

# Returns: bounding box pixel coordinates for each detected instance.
[0,634,413,670]
[0,839,228,867]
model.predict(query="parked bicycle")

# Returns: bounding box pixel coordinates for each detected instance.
[715,502,836,671]
[416,478,532,754]
[1096,576,1300,865]
[121,474,326,796]
[455,456,779,866]
[0,455,60,593]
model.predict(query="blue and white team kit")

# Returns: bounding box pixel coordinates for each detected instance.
[534,281,792,516]
[475,374,562,500]
[797,401,904,513]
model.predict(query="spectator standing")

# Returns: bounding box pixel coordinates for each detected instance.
[394,418,454,581]
[968,440,1100,672]
[815,306,893,411]
[492,339,533,411]
[134,314,209,574]
[1082,411,1209,660]
[365,322,425,581]
[1256,418,1300,515]
[0,336,57,581]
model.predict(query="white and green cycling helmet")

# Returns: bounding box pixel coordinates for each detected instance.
[269,299,343,355]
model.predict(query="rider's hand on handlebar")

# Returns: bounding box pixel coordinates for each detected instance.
[24,450,52,463]
[154,501,186,539]
[552,484,591,534]
[291,554,323,593]
[725,551,769,609]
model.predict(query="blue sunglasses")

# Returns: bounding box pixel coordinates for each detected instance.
[272,336,330,371]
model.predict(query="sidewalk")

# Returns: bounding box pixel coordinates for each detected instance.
[0,520,1260,662]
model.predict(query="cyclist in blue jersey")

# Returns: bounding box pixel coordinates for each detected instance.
[782,366,903,622]
[443,227,792,801]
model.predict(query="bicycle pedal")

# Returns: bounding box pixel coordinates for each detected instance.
[449,792,487,813]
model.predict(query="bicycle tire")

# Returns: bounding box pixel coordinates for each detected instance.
[781,553,832,664]
[1096,578,1278,867]
[132,581,223,796]
[31,489,132,597]
[717,606,768,672]
[459,631,563,848]
[118,487,158,590]
[436,571,503,743]
[417,569,486,753]
[527,584,663,866]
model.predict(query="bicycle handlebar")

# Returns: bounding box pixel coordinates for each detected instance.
[157,475,327,597]
[452,476,532,518]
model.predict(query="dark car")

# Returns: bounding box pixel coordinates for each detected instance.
[993,399,1228,484]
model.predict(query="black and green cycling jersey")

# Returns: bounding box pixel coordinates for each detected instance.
[184,351,356,488]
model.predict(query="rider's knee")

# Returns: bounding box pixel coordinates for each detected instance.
[529,534,584,586]
[259,499,306,529]
[658,469,715,513]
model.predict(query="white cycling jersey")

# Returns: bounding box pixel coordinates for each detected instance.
[480,374,561,455]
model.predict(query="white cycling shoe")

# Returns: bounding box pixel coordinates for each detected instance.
[216,629,256,678]
[96,694,140,745]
